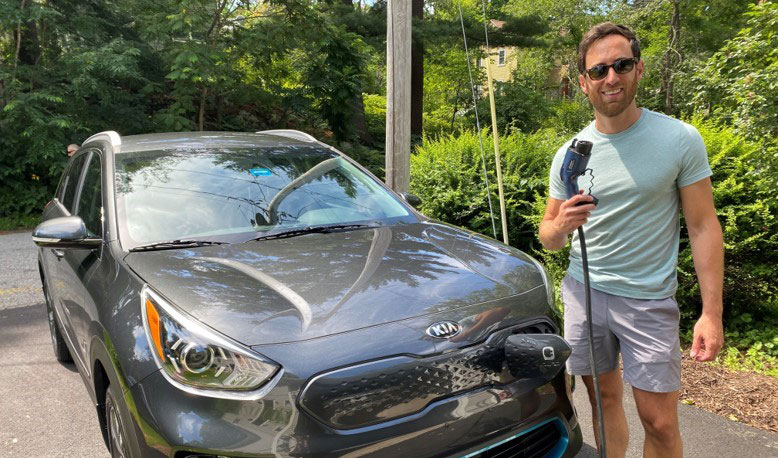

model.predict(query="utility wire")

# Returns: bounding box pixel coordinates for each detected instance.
[479,0,492,53]
[458,2,497,240]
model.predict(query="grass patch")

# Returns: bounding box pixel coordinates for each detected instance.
[0,214,40,232]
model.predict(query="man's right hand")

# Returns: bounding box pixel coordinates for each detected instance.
[555,193,596,234]
[538,193,596,251]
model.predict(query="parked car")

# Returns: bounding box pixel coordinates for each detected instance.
[33,130,582,458]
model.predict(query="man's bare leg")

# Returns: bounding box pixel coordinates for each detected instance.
[581,369,629,458]
[632,387,682,458]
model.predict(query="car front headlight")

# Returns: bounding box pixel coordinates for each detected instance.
[141,285,281,399]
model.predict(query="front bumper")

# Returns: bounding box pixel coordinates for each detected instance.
[126,368,581,458]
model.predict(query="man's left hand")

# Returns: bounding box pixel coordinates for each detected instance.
[690,313,724,362]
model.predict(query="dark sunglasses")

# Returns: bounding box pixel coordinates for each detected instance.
[585,58,638,80]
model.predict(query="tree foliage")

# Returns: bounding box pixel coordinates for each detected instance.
[690,2,778,144]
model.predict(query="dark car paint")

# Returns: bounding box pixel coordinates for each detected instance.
[36,132,582,458]
[123,223,546,346]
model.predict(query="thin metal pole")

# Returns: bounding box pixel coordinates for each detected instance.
[458,2,497,240]
[479,0,509,245]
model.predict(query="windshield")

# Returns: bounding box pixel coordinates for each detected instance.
[114,146,414,249]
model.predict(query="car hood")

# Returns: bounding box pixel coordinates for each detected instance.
[124,222,545,345]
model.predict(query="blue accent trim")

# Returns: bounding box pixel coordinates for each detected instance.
[460,417,569,458]
[249,168,272,177]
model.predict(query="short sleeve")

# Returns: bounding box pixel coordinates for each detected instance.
[677,123,712,188]
[549,143,570,201]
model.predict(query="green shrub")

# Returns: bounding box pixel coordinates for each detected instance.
[476,81,552,134]
[676,118,778,325]
[362,93,386,143]
[410,128,564,251]
[542,98,593,137]
[411,131,497,237]
[0,214,41,231]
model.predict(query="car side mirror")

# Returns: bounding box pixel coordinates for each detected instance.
[32,216,101,249]
[400,192,422,209]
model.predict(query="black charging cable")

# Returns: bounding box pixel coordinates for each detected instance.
[562,138,606,457]
[578,226,607,458]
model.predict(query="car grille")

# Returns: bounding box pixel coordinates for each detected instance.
[299,321,556,430]
[466,421,561,458]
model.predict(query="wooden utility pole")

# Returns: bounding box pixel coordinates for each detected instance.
[483,51,509,245]
[385,0,412,193]
[410,0,424,138]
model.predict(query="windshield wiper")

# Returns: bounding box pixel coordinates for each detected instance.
[129,239,229,252]
[250,224,374,242]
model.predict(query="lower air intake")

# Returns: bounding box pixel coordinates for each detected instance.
[469,421,561,458]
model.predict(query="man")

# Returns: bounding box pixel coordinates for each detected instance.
[538,23,724,458]
[67,144,79,157]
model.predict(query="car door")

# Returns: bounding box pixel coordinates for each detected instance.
[45,153,90,368]
[62,149,104,374]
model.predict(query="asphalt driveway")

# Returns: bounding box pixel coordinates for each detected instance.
[1,230,777,457]
[1,231,106,457]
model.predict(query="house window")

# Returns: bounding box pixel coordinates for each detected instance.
[498,49,506,66]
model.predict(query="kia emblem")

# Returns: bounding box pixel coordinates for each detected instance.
[426,321,462,339]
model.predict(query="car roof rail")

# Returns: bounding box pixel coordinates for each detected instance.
[256,129,318,143]
[83,130,122,148]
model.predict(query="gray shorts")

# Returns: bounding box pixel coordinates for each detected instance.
[561,275,682,393]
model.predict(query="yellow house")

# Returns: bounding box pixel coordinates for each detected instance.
[479,20,572,98]
[480,20,518,84]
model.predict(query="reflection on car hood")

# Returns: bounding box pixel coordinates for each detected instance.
[124,222,544,345]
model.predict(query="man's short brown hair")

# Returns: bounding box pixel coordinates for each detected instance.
[577,22,641,74]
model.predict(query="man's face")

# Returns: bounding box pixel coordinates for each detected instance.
[578,34,643,118]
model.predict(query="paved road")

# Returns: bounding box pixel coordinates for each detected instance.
[0,231,106,457]
[1,231,777,457]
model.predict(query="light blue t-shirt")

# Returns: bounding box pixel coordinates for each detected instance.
[549,109,711,299]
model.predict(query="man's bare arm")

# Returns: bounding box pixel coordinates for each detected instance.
[680,178,724,362]
[538,194,595,251]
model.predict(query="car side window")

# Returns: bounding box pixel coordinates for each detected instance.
[55,162,72,202]
[60,154,89,213]
[77,152,103,237]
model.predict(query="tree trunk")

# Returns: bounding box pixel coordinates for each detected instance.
[198,86,208,131]
[340,0,372,144]
[410,0,424,137]
[349,94,372,144]
[661,0,681,115]
[450,82,462,130]
[0,79,5,113]
[14,0,41,70]
[13,0,27,74]
[216,95,224,130]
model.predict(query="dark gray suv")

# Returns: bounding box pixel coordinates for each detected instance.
[33,130,582,458]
